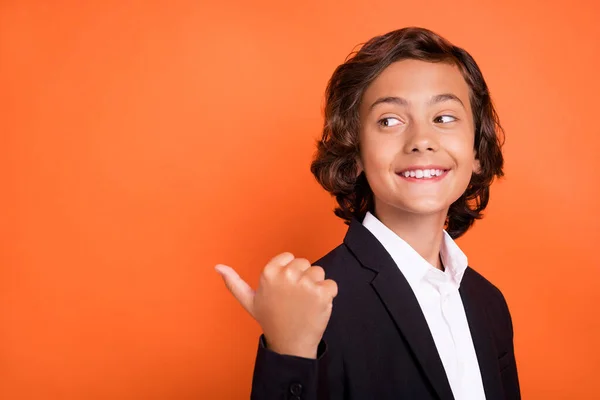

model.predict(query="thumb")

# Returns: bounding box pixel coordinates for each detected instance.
[215,264,255,317]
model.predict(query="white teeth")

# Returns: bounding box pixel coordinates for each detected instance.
[401,169,446,179]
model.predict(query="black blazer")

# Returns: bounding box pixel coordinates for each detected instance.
[251,219,520,399]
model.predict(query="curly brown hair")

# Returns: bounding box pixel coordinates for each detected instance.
[310,27,504,239]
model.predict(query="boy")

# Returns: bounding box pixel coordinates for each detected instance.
[216,27,520,399]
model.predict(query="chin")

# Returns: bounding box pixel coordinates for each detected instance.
[378,200,449,218]
[374,192,453,218]
[406,207,448,217]
[394,199,450,216]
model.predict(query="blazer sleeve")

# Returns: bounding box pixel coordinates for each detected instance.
[250,335,326,400]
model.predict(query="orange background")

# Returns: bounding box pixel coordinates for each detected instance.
[1,1,599,399]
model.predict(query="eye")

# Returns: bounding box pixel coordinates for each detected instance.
[378,117,402,128]
[434,115,457,124]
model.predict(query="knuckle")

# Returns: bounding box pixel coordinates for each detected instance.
[293,258,311,269]
[262,264,276,280]
[268,252,294,269]
[330,283,339,297]
[279,251,294,260]
[282,265,299,281]
[290,258,310,271]
[323,279,338,296]
[303,267,325,283]
[277,252,295,267]
[299,275,318,292]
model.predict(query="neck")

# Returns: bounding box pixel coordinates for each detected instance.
[373,202,447,270]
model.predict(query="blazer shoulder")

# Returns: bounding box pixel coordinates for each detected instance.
[463,266,514,331]
[463,266,516,327]
[463,266,507,303]
[312,243,355,272]
[313,242,347,262]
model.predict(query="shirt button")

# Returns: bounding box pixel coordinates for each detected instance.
[290,382,303,396]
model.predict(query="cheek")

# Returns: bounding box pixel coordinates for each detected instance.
[360,133,397,172]
[443,133,476,164]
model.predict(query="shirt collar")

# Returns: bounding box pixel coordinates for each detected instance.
[440,229,468,285]
[362,211,468,287]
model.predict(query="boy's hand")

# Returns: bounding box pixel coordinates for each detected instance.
[215,252,338,359]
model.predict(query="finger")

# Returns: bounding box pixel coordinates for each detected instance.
[215,264,255,317]
[267,252,295,268]
[282,258,312,281]
[301,266,325,282]
[263,252,295,276]
[286,257,312,273]
[317,278,338,299]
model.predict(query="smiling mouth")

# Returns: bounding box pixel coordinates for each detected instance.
[396,168,449,180]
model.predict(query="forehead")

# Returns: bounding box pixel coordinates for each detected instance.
[361,59,471,109]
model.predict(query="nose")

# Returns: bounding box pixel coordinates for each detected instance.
[403,122,439,154]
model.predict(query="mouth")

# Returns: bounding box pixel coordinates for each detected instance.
[396,166,450,181]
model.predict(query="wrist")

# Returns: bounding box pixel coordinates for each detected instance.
[264,337,318,359]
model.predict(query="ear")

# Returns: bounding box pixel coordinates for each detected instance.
[355,156,364,177]
[472,157,481,174]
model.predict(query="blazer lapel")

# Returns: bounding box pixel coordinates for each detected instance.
[344,219,455,400]
[460,269,504,400]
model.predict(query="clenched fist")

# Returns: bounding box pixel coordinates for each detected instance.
[215,252,338,359]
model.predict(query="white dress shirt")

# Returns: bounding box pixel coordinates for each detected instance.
[362,212,486,400]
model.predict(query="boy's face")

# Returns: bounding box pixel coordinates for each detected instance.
[358,59,478,220]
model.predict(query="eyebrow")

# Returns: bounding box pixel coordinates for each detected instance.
[428,93,465,108]
[369,96,409,110]
[368,93,465,110]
